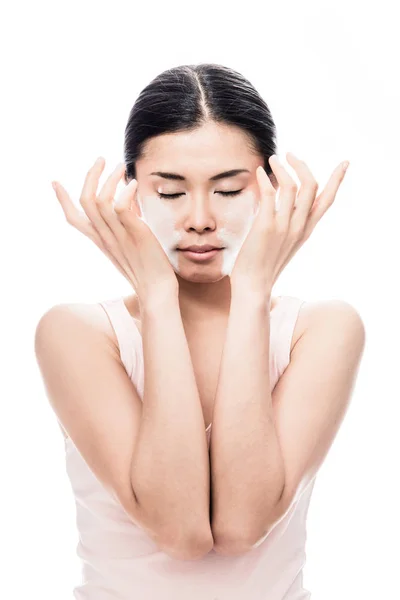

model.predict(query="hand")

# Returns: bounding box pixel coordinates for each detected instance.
[51,157,178,304]
[230,152,350,293]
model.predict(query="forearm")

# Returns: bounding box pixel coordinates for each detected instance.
[130,293,212,551]
[210,289,285,551]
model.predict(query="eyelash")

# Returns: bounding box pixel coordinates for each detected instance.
[157,189,243,200]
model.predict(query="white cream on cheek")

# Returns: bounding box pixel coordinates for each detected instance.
[136,189,259,276]
[216,190,259,276]
[136,192,182,272]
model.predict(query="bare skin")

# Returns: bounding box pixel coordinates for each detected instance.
[55,121,315,442]
[122,293,295,433]
[58,292,309,442]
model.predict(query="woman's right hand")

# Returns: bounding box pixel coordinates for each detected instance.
[51,157,179,306]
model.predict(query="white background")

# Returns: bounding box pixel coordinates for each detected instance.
[1,0,399,598]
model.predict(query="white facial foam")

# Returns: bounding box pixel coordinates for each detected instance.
[136,189,260,277]
[136,192,182,272]
[215,190,259,276]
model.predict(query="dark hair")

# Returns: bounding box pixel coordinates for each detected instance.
[123,63,277,184]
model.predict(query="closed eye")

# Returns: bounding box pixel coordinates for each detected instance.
[157,189,243,200]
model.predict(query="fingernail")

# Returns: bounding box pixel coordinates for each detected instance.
[51,181,57,190]
[342,161,350,172]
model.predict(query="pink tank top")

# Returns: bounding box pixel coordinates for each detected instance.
[64,295,315,600]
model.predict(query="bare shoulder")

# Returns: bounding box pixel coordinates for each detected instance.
[35,302,120,440]
[37,301,119,349]
[292,298,365,353]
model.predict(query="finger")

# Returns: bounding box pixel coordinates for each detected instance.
[53,156,104,228]
[79,159,134,275]
[268,155,297,222]
[80,159,124,255]
[95,162,133,238]
[80,156,106,201]
[114,179,146,238]
[286,152,319,217]
[308,161,349,229]
[52,181,91,230]
[114,178,140,215]
[97,161,126,204]
[87,223,135,284]
[255,166,276,223]
[53,170,135,282]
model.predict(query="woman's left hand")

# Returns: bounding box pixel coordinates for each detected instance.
[229,152,350,294]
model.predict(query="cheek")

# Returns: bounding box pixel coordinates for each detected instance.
[216,191,258,248]
[137,193,182,250]
[216,191,258,277]
[136,190,259,277]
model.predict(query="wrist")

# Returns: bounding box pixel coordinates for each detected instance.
[140,286,179,315]
[230,279,272,307]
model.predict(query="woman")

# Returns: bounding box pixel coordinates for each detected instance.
[35,63,365,599]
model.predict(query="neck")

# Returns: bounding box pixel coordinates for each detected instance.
[176,274,232,323]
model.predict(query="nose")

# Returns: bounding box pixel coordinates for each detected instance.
[184,195,217,232]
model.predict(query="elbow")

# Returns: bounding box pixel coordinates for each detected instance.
[161,528,214,561]
[212,525,256,557]
[213,503,285,557]
[213,535,252,557]
[213,476,287,557]
[213,525,275,557]
[125,494,213,560]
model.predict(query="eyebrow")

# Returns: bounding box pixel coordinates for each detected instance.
[149,169,250,182]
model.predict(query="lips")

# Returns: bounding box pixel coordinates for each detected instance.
[179,248,222,262]
[179,244,222,252]
[186,249,215,253]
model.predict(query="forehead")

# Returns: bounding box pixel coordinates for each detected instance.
[137,122,260,178]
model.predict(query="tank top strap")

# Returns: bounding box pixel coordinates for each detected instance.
[98,297,141,380]
[274,295,307,377]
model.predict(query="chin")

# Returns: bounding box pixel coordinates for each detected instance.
[175,269,227,284]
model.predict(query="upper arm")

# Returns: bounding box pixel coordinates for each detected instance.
[270,299,366,524]
[34,304,158,540]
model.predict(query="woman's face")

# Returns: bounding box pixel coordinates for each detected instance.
[134,121,276,282]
